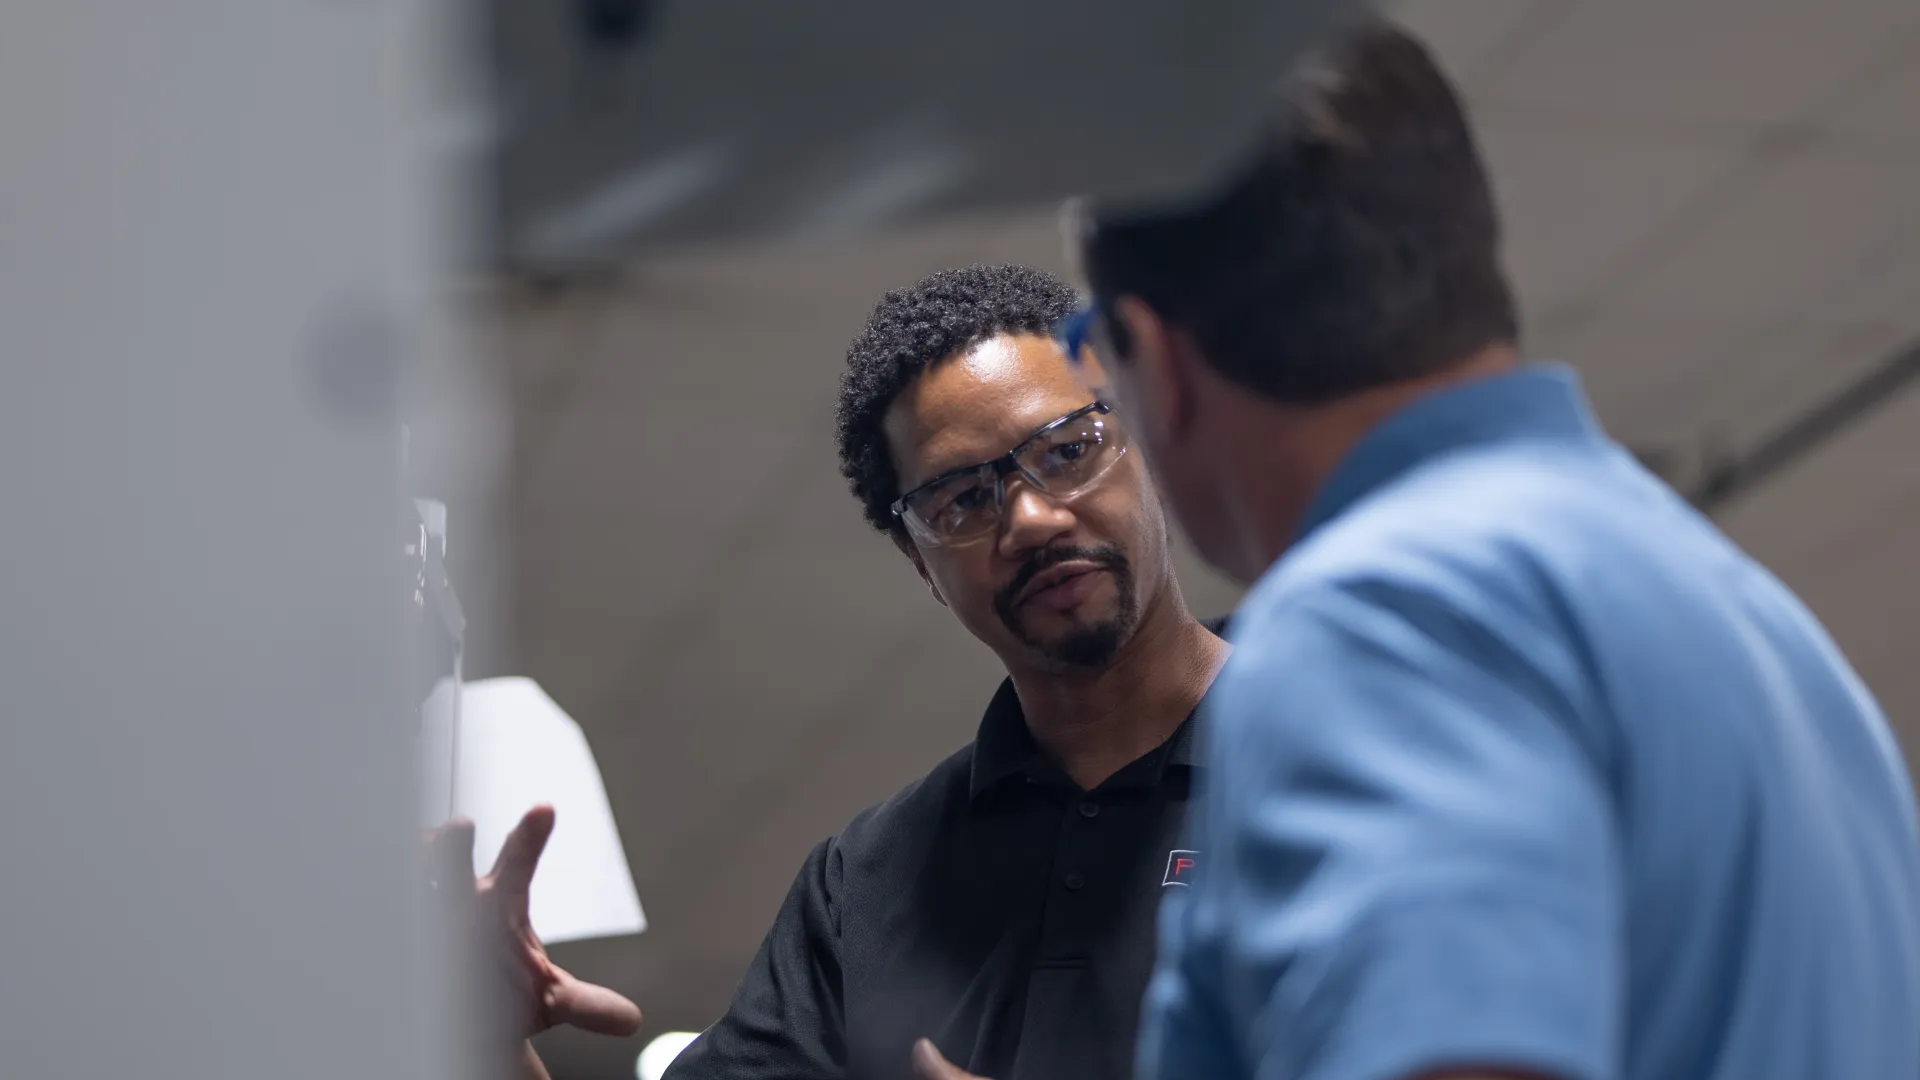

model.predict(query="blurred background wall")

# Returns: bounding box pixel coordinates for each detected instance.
[447,2,1920,1076]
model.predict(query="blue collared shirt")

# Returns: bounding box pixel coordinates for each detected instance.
[1138,364,1920,1080]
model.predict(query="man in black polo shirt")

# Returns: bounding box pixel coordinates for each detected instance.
[662,265,1230,1080]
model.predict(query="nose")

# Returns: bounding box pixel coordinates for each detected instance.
[996,479,1076,559]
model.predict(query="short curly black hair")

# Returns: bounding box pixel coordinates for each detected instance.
[836,264,1081,536]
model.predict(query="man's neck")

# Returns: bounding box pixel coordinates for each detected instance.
[1223,344,1521,578]
[1006,590,1229,791]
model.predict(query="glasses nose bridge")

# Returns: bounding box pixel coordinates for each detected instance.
[991,456,1076,547]
[988,445,1056,508]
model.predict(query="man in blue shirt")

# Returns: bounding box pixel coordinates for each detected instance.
[915,13,1920,1080]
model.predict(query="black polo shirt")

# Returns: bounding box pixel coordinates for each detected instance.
[664,670,1213,1080]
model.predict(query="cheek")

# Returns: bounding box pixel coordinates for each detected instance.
[1078,472,1166,557]
[924,553,1004,618]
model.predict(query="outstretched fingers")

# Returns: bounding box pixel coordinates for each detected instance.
[490,804,556,899]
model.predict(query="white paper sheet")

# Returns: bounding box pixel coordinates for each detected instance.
[420,677,647,944]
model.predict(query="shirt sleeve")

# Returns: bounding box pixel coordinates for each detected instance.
[1149,579,1622,1080]
[663,837,846,1080]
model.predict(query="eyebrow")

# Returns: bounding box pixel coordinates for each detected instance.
[909,453,993,494]
[907,406,1089,495]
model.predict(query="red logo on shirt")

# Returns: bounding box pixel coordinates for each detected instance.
[1163,849,1198,886]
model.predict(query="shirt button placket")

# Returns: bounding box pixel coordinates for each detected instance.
[1063,802,1097,891]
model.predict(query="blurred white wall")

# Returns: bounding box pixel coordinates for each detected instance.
[0,3,468,1077]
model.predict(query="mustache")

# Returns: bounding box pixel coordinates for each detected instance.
[995,545,1129,610]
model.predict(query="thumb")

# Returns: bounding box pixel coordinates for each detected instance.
[548,971,644,1037]
[912,1038,980,1080]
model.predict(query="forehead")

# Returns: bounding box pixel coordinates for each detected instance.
[884,332,1091,487]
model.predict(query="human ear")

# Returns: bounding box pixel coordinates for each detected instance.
[1111,296,1199,447]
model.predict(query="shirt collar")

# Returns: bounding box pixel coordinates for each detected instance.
[967,615,1228,800]
[1295,362,1606,544]
[968,678,1046,798]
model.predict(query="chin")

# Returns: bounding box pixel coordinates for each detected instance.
[1032,612,1135,669]
[1047,628,1125,668]
[997,562,1143,670]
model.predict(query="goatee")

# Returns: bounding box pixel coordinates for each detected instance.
[993,544,1140,668]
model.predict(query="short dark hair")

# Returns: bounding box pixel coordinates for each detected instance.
[836,264,1081,535]
[1077,16,1516,403]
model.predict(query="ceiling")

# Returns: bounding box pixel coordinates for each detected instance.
[484,0,1354,264]
[453,2,1920,1075]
